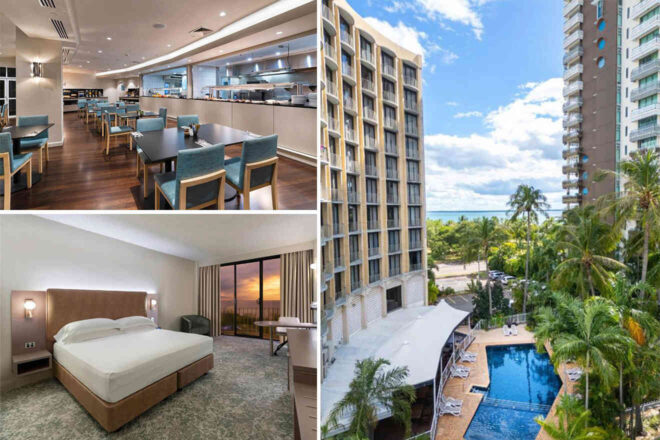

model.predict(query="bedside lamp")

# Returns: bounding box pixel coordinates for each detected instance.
[24,299,36,318]
[150,298,157,310]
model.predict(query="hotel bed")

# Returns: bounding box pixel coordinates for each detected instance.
[46,289,214,432]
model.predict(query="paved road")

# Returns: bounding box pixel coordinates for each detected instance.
[432,261,485,278]
[443,293,475,313]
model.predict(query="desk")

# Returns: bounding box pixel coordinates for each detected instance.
[254,321,316,356]
[2,123,54,193]
[288,329,317,440]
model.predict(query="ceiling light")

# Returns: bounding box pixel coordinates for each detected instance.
[86,60,90,63]
[167,44,171,47]
[276,51,281,55]
[247,57,252,61]
[142,56,146,60]
[276,31,283,35]
[219,11,226,17]
[219,49,224,53]
[226,62,230,65]
[98,50,103,53]
[106,37,112,40]
[124,64,127,66]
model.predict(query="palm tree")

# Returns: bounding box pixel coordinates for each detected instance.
[468,217,503,316]
[535,394,607,440]
[325,358,416,439]
[551,298,630,410]
[508,185,550,314]
[596,149,660,287]
[553,206,627,297]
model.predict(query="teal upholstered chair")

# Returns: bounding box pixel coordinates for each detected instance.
[85,100,98,124]
[95,104,114,134]
[176,115,199,128]
[158,107,167,126]
[77,99,87,119]
[102,110,132,155]
[0,132,32,210]
[225,134,279,210]
[154,143,226,210]
[0,104,7,128]
[121,104,139,128]
[136,117,165,198]
[17,115,49,173]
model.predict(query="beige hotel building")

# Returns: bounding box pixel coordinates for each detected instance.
[319,0,427,374]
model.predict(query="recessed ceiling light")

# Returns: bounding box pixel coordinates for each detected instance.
[86,60,90,63]
[247,57,252,61]
[106,37,112,40]
[219,49,224,53]
[124,64,127,66]
[226,62,230,65]
[219,11,226,17]
[167,44,171,47]
[141,56,145,60]
[276,51,281,55]
[276,31,283,35]
[98,50,103,53]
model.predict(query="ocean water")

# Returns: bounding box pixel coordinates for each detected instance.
[427,210,563,222]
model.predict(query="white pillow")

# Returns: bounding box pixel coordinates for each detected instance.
[54,318,120,344]
[116,316,156,331]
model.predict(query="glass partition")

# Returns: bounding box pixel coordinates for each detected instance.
[142,67,187,98]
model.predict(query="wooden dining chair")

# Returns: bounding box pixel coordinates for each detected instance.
[0,132,32,210]
[77,99,87,119]
[120,104,139,129]
[0,104,8,129]
[135,118,165,198]
[102,110,133,156]
[154,143,226,210]
[17,115,49,173]
[225,134,279,210]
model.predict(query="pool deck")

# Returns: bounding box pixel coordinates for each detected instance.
[435,326,575,440]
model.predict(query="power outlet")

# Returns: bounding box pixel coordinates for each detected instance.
[24,341,36,349]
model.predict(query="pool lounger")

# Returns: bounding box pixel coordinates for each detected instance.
[451,366,470,378]
[441,395,463,407]
[438,402,462,416]
[460,352,477,363]
[502,326,511,336]
[510,324,518,336]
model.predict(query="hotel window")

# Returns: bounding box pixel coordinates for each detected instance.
[383,79,395,96]
[343,83,353,103]
[340,17,350,35]
[330,170,340,191]
[349,235,360,262]
[368,231,379,252]
[407,160,419,181]
[388,230,401,252]
[368,259,380,283]
[387,181,399,203]
[345,113,355,134]
[405,113,418,132]
[364,123,376,143]
[323,29,333,45]
[350,265,361,291]
[341,50,352,69]
[386,156,398,179]
[348,205,359,232]
[334,273,343,297]
[365,151,377,170]
[408,183,421,204]
[388,206,399,228]
[385,131,397,154]
[367,206,379,228]
[220,256,280,339]
[347,175,358,201]
[360,37,373,60]
[329,136,338,156]
[333,237,343,264]
[332,204,341,228]
[326,65,334,83]
[409,229,422,249]
[363,94,374,113]
[403,64,416,82]
[596,0,603,19]
[639,94,657,109]
[366,178,378,203]
[389,255,401,276]
[409,251,422,270]
[404,89,417,106]
[346,144,356,164]
[383,105,397,127]
[382,52,394,70]
[409,206,421,227]
[640,30,659,46]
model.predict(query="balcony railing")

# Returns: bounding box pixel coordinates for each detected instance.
[361,51,375,65]
[563,114,583,128]
[386,168,398,179]
[390,265,401,276]
[348,221,360,233]
[404,100,418,112]
[330,152,342,168]
[406,147,419,159]
[350,250,361,263]
[632,14,660,40]
[342,62,355,78]
[562,144,581,159]
[351,280,361,292]
[631,103,660,121]
[563,46,583,64]
[410,263,423,271]
[331,188,343,201]
[563,30,583,49]
[409,218,422,227]
[334,255,345,268]
[563,81,583,97]
[562,179,580,189]
[632,36,660,61]
[324,42,336,60]
[563,0,583,17]
[365,165,378,177]
[347,191,360,204]
[367,220,379,230]
[562,162,580,174]
[322,4,334,23]
[328,117,340,133]
[366,192,379,204]
[407,172,421,182]
[382,64,396,78]
[327,81,338,98]
[341,30,354,47]
[384,118,398,131]
[405,124,419,136]
[382,90,397,103]
[385,143,398,155]
[563,63,583,81]
[403,75,418,88]
[632,0,660,20]
[364,136,378,150]
[387,194,399,204]
[346,159,360,174]
[335,289,346,303]
[368,246,380,257]
[363,107,377,121]
[563,13,583,33]
[362,78,375,92]
[387,219,399,228]
[563,128,581,142]
[630,124,660,142]
[631,59,660,81]
[562,194,582,204]
[408,195,422,205]
[345,128,357,143]
[410,240,422,250]
[333,223,344,236]
[563,97,583,112]
[369,273,381,283]
[631,81,660,102]
[343,95,356,112]
[389,243,401,253]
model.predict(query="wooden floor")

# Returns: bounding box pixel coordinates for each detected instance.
[5,112,317,210]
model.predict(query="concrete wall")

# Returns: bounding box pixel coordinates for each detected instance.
[0,216,197,393]
[15,28,63,146]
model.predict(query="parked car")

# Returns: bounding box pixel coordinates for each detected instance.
[500,275,516,285]
[489,270,503,280]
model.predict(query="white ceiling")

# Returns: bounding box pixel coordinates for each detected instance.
[36,214,317,264]
[199,34,315,68]
[1,0,315,76]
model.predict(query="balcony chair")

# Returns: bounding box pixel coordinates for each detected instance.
[17,115,49,173]
[154,143,225,210]
[136,118,166,198]
[102,110,133,156]
[180,315,211,336]
[273,317,300,355]
[0,132,32,210]
[176,115,199,128]
[225,134,279,210]
[158,107,167,126]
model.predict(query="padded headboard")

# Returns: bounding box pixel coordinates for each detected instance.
[46,289,147,352]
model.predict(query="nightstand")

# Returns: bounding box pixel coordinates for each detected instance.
[12,350,52,376]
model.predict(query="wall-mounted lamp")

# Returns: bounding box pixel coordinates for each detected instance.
[24,299,36,318]
[30,62,43,78]
[149,298,158,310]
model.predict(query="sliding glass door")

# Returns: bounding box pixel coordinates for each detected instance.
[221,256,280,339]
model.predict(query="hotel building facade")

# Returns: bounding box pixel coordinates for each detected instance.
[319,0,427,373]
[563,0,660,208]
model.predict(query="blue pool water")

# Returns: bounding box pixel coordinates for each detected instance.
[464,344,561,440]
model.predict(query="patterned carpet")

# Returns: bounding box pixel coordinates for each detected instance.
[0,336,293,440]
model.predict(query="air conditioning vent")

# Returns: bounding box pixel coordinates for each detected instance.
[51,19,69,39]
[39,0,56,8]
[189,27,212,38]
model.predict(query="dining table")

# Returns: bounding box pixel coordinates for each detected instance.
[133,123,259,201]
[254,321,317,356]
[1,123,54,194]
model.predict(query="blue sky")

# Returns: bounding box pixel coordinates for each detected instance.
[348,0,565,210]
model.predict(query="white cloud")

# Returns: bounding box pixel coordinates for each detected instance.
[446,101,459,106]
[454,111,483,118]
[424,78,565,210]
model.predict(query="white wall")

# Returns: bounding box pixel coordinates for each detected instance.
[15,28,63,146]
[62,71,139,103]
[0,216,197,392]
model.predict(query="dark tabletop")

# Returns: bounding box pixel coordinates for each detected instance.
[4,123,54,140]
[134,123,258,164]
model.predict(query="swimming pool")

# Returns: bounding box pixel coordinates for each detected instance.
[464,344,561,440]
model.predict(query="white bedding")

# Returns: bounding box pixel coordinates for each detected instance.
[54,328,213,403]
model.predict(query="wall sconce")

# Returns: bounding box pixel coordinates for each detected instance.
[309,262,316,271]
[30,62,43,78]
[149,298,158,310]
[24,299,36,318]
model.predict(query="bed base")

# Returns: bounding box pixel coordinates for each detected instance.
[54,354,213,432]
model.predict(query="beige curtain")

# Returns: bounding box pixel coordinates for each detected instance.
[198,265,222,337]
[280,249,314,323]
